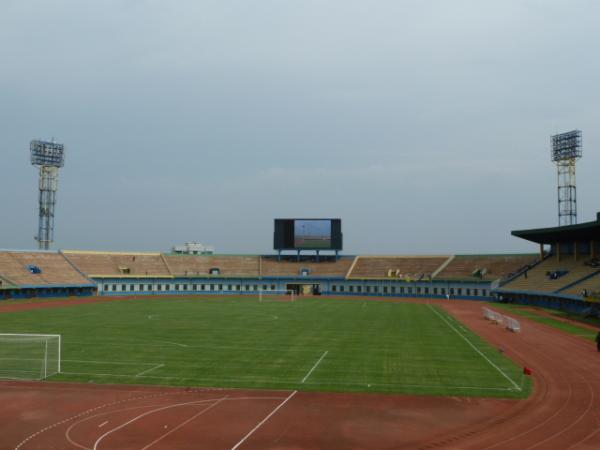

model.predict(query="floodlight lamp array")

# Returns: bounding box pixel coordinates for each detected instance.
[30,140,65,167]
[551,130,582,162]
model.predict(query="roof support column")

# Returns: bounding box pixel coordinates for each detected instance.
[540,243,544,260]
[574,241,578,261]
[592,240,597,259]
[556,242,561,262]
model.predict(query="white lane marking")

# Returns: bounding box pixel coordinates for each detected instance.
[141,397,227,450]
[230,390,297,450]
[301,351,329,384]
[66,396,290,449]
[92,398,226,450]
[14,392,175,450]
[98,421,108,428]
[136,364,164,377]
[427,304,521,391]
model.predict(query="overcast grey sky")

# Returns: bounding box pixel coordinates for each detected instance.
[1,0,598,254]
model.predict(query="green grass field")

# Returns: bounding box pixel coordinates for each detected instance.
[0,296,531,398]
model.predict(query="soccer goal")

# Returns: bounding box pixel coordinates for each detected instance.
[0,334,61,380]
[258,290,295,302]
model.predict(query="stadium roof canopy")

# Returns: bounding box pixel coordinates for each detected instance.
[512,212,600,244]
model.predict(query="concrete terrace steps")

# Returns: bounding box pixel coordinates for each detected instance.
[436,254,538,282]
[347,255,450,280]
[560,270,600,296]
[164,254,261,278]
[0,251,92,287]
[500,255,600,294]
[259,256,354,278]
[62,251,172,278]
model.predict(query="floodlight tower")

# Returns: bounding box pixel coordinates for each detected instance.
[30,140,66,250]
[551,130,582,226]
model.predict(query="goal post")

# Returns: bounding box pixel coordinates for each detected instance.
[258,289,295,302]
[0,334,61,380]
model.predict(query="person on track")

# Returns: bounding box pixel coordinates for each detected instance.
[595,331,600,352]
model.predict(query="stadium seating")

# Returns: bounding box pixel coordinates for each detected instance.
[0,252,91,286]
[63,251,171,277]
[560,271,600,297]
[0,249,552,300]
[347,256,450,280]
[164,255,260,277]
[259,256,354,278]
[435,254,538,281]
[500,255,600,293]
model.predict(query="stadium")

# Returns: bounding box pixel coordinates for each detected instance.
[2,209,600,448]
[3,2,600,449]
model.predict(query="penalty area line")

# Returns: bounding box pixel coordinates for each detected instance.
[301,350,328,384]
[136,364,165,377]
[426,304,521,391]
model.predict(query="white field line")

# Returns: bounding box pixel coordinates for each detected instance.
[302,380,518,391]
[160,340,189,348]
[136,364,164,377]
[16,392,179,450]
[57,371,515,392]
[63,359,160,366]
[0,358,44,362]
[98,421,108,428]
[60,371,180,380]
[141,397,227,450]
[301,351,328,384]
[66,340,316,353]
[0,375,43,381]
[92,398,227,450]
[64,397,288,450]
[230,390,297,450]
[427,304,521,391]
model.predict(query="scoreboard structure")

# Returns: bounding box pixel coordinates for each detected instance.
[274,218,342,260]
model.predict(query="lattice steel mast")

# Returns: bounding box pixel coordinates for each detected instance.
[551,130,582,227]
[30,140,65,250]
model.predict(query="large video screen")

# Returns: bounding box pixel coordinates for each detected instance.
[294,220,331,249]
[274,219,342,251]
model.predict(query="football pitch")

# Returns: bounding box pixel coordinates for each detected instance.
[0,297,531,398]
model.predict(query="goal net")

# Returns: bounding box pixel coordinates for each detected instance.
[258,290,295,302]
[0,334,61,380]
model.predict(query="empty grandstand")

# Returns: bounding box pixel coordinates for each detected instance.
[165,254,260,278]
[0,251,96,299]
[435,254,536,281]
[495,212,600,310]
[346,255,449,280]
[260,255,354,278]
[62,251,172,277]
[0,249,538,300]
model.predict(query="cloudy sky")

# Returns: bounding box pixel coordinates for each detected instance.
[1,0,598,255]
